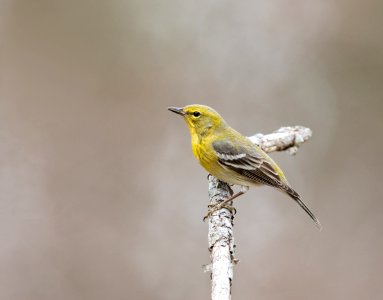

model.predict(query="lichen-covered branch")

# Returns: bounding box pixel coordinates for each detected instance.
[205,126,312,300]
[248,126,312,154]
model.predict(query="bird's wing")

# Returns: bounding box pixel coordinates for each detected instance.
[213,139,321,229]
[212,139,283,187]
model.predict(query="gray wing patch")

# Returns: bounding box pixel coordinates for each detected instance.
[212,139,263,170]
[212,139,283,186]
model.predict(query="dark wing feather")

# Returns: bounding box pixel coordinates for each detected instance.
[212,139,283,186]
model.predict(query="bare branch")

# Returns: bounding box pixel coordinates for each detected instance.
[248,126,312,154]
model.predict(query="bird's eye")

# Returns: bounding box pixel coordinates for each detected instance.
[193,111,201,117]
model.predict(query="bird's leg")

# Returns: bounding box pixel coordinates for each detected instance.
[204,186,249,221]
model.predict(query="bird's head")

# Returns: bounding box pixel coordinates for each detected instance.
[168,104,225,136]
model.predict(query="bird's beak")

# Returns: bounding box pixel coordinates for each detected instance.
[168,107,185,116]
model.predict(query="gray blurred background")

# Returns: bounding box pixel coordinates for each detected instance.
[1,1,382,299]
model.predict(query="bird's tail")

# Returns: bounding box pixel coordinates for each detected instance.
[284,186,322,230]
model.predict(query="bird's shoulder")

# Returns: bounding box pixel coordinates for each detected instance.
[211,134,263,160]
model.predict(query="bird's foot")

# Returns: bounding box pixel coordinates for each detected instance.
[203,202,236,221]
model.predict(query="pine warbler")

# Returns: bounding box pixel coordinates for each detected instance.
[168,104,321,229]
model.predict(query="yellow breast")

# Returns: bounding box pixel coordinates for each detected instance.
[191,132,238,184]
[191,132,216,171]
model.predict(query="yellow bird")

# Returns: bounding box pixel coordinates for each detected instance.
[168,104,321,229]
